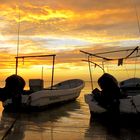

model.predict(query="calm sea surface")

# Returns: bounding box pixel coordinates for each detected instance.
[0,81,140,140]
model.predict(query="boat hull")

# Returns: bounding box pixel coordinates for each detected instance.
[28,89,81,107]
[120,78,140,96]
[3,79,85,111]
[85,94,140,114]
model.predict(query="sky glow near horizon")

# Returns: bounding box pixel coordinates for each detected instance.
[0,0,140,82]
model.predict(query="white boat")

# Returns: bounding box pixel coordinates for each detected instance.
[120,78,140,96]
[81,47,140,115]
[1,54,84,111]
[3,79,84,108]
[85,93,140,114]
[3,79,85,110]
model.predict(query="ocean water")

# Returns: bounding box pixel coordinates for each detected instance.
[0,81,140,140]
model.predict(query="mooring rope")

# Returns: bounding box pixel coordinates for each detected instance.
[1,116,18,140]
[130,98,139,113]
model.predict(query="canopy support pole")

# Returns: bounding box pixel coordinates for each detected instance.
[88,56,93,90]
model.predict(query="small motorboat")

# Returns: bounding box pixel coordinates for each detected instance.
[2,78,85,111]
[1,54,85,111]
[85,74,140,115]
[120,78,140,96]
[85,93,140,114]
[81,47,140,116]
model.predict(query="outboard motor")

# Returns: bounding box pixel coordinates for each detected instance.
[98,73,119,90]
[3,74,25,111]
[97,73,121,113]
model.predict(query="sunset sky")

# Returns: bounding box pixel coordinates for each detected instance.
[0,0,140,85]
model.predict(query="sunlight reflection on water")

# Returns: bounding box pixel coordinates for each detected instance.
[0,81,140,140]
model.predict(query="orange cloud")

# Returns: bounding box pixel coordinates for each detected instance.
[0,0,140,81]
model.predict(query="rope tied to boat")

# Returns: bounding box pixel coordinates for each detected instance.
[1,114,19,140]
[130,98,139,113]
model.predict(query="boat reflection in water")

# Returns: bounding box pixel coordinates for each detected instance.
[0,81,140,140]
[85,112,140,140]
[0,101,80,140]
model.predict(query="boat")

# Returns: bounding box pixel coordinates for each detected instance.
[2,78,84,111]
[85,93,140,114]
[1,54,84,111]
[120,77,140,96]
[81,47,140,115]
[26,78,84,108]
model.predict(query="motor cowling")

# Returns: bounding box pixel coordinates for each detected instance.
[2,74,25,111]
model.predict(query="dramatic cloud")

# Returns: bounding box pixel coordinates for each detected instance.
[0,0,140,80]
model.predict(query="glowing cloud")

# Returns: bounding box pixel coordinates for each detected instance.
[0,0,140,80]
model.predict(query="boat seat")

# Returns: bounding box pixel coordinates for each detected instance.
[29,79,44,92]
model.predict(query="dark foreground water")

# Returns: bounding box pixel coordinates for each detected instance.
[0,82,140,140]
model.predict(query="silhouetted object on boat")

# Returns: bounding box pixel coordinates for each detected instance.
[5,74,25,91]
[0,74,25,112]
[92,73,121,112]
[29,79,44,92]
